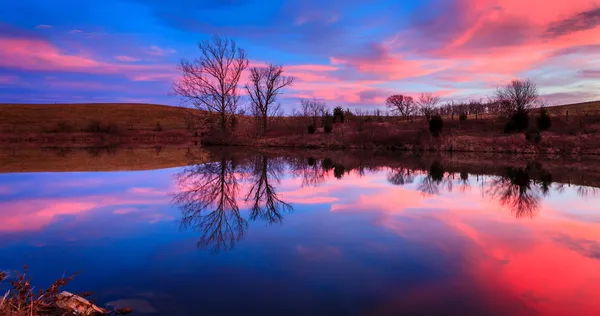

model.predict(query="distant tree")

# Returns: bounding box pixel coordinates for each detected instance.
[417,93,440,121]
[386,94,415,121]
[468,99,484,120]
[246,64,294,135]
[173,36,248,131]
[299,98,326,128]
[495,79,540,116]
[333,106,345,123]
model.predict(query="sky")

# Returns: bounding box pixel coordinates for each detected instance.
[1,0,600,111]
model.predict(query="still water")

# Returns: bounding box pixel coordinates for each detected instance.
[1,147,600,315]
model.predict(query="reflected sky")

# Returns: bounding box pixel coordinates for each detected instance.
[1,153,600,315]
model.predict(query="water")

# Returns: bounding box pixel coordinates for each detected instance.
[1,147,600,315]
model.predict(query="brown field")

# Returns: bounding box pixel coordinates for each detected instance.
[2,101,600,155]
[0,103,195,133]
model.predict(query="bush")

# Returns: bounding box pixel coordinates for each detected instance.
[504,110,529,134]
[85,120,103,133]
[537,109,551,131]
[429,114,443,137]
[512,110,529,132]
[459,113,467,121]
[333,106,345,123]
[83,120,120,134]
[504,120,517,134]
[307,157,316,166]
[525,129,542,144]
[154,121,163,132]
[307,124,316,134]
[324,114,333,133]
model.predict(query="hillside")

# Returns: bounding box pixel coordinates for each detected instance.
[0,103,197,133]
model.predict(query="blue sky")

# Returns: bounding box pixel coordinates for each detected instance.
[1,0,599,111]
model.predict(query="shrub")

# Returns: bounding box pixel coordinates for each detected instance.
[84,121,120,134]
[154,121,163,132]
[307,157,316,166]
[504,110,529,134]
[504,120,518,134]
[525,129,542,144]
[307,124,316,134]
[85,120,103,133]
[511,110,529,132]
[333,106,345,123]
[429,114,443,137]
[324,114,333,133]
[459,113,467,121]
[536,109,551,131]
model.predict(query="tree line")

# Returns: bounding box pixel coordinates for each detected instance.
[173,35,550,140]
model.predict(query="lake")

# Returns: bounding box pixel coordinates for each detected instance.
[1,146,600,315]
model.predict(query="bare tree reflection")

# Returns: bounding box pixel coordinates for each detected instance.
[458,171,471,192]
[245,155,293,224]
[172,156,247,254]
[487,166,543,218]
[387,167,416,186]
[287,156,326,187]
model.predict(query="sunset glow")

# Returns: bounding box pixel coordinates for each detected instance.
[1,0,599,108]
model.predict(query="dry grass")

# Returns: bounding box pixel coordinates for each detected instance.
[0,103,199,133]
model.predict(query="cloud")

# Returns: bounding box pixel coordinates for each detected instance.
[68,29,83,34]
[115,55,141,62]
[552,234,600,260]
[546,7,600,37]
[0,36,177,82]
[35,24,52,29]
[148,45,176,56]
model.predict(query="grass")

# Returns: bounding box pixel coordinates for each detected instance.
[0,266,132,315]
[0,103,199,133]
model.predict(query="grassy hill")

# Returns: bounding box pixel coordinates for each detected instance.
[546,100,600,115]
[0,103,195,133]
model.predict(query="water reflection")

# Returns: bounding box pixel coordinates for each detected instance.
[170,150,600,254]
[172,152,294,253]
[244,155,292,223]
[172,154,246,254]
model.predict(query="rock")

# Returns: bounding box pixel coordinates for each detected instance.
[56,291,110,315]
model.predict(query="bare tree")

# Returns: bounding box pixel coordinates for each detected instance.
[299,98,326,127]
[495,79,540,115]
[386,94,415,121]
[246,64,294,135]
[173,35,249,131]
[417,93,440,121]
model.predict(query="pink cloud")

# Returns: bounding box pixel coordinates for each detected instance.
[0,36,177,82]
[115,55,141,62]
[148,45,176,56]
[35,24,52,29]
